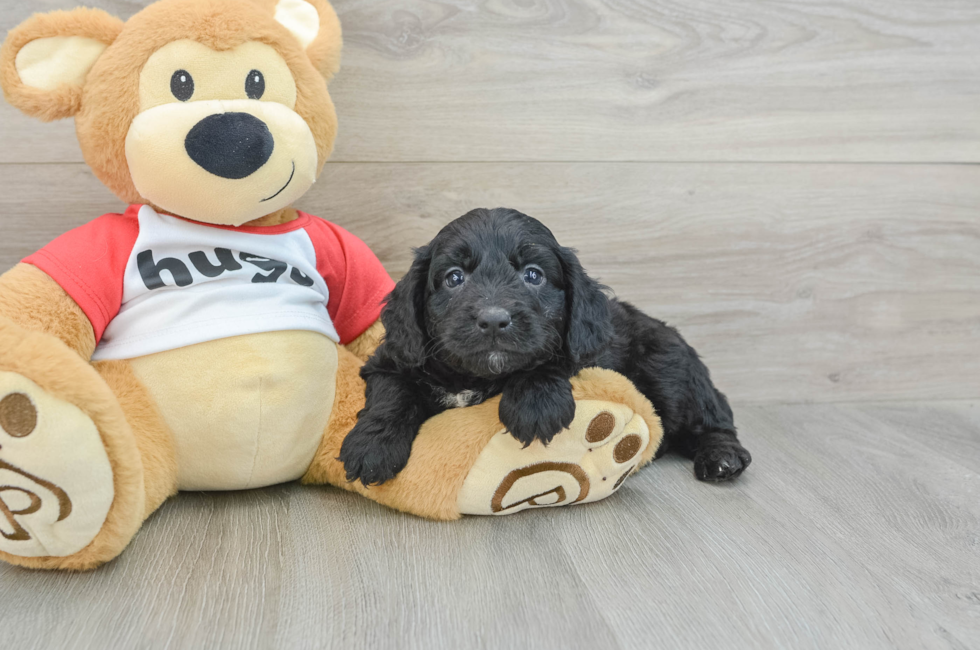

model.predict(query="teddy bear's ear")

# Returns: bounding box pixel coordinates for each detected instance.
[271,0,343,81]
[0,8,124,122]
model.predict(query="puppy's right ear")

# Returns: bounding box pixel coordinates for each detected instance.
[0,8,123,121]
[557,245,614,364]
[379,245,432,368]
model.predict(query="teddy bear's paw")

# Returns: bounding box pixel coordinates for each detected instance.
[457,401,650,515]
[0,372,114,558]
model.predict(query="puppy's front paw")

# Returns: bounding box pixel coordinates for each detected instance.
[339,416,414,486]
[499,378,576,447]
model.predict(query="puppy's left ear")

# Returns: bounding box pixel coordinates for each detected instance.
[557,246,614,364]
[379,245,432,369]
[268,0,343,80]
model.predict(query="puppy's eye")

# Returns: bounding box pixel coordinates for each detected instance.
[245,69,265,100]
[170,70,194,101]
[523,266,545,286]
[445,269,465,288]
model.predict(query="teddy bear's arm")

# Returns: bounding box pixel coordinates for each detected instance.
[343,320,385,362]
[0,263,96,359]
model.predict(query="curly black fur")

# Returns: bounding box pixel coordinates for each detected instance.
[339,208,751,485]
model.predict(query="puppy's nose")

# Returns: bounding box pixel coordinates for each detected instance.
[185,112,274,179]
[477,308,512,333]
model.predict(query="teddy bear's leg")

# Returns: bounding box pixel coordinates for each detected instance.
[454,370,662,516]
[301,346,369,490]
[303,349,664,519]
[301,344,509,517]
[0,320,176,570]
[92,359,179,524]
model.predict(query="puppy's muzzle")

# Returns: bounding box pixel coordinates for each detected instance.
[185,112,274,179]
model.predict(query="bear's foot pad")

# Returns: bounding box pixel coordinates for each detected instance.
[0,372,114,558]
[457,401,650,515]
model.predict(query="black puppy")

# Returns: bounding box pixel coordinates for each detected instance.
[340,208,751,486]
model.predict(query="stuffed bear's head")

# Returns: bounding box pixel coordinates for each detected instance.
[0,0,341,226]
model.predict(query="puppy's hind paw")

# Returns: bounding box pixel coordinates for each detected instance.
[694,444,751,482]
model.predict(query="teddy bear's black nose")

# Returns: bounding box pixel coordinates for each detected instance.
[184,112,274,179]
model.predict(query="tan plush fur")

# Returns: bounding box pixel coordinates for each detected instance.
[130,331,337,491]
[251,0,342,79]
[0,318,145,570]
[570,368,664,467]
[74,0,339,205]
[302,345,364,487]
[344,320,385,362]
[0,0,350,569]
[93,360,178,518]
[244,207,299,228]
[302,0,343,80]
[0,8,123,121]
[0,264,96,359]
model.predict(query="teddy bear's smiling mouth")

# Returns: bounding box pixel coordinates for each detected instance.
[260,161,296,202]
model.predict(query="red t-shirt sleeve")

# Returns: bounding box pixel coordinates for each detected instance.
[22,207,140,343]
[302,213,394,345]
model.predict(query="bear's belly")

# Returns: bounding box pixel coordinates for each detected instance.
[129,331,338,490]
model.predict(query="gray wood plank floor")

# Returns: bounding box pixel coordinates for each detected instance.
[2,0,979,648]
[1,401,978,650]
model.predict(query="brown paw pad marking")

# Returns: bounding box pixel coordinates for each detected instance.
[0,459,72,542]
[0,393,37,438]
[491,462,590,513]
[614,434,642,464]
[613,465,636,490]
[585,411,616,443]
[0,486,43,542]
[0,394,72,543]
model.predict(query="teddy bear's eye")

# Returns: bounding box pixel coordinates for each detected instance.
[245,70,265,100]
[170,70,194,102]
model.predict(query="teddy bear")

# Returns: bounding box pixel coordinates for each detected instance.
[0,0,663,571]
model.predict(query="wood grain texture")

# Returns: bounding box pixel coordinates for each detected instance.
[1,161,977,404]
[0,400,977,649]
[2,0,979,163]
[2,0,978,648]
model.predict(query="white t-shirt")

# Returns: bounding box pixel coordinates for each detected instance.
[25,204,394,361]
